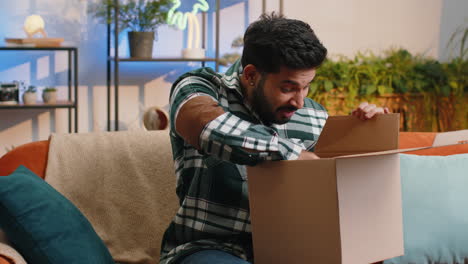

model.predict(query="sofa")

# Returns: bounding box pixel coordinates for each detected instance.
[0,131,467,264]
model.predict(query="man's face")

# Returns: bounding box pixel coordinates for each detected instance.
[250,67,316,125]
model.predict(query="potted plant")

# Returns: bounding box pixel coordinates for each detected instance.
[90,0,171,58]
[42,87,57,104]
[22,85,37,105]
[307,47,468,132]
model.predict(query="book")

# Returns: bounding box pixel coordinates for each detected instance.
[4,38,64,47]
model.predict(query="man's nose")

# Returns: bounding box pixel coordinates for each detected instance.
[290,91,304,109]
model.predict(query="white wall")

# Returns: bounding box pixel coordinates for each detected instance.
[438,0,468,61]
[0,0,466,156]
[284,0,443,58]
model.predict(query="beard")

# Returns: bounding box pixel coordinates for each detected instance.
[251,77,297,126]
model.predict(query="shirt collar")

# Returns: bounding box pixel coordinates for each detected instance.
[220,59,245,97]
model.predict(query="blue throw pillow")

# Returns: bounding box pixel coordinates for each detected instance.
[384,153,468,264]
[0,165,114,264]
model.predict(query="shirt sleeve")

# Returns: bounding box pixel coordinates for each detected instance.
[169,75,219,132]
[199,112,304,165]
[170,75,305,166]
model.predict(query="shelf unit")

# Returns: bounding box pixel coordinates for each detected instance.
[0,47,78,133]
[107,0,220,131]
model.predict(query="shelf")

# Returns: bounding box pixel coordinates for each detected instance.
[0,47,77,51]
[107,0,221,131]
[0,47,79,133]
[0,101,75,109]
[108,57,218,62]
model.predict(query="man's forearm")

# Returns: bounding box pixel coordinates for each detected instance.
[175,96,304,165]
[176,96,224,149]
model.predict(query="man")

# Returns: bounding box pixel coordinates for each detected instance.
[160,13,389,264]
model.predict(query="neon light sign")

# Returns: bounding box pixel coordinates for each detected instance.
[167,0,210,52]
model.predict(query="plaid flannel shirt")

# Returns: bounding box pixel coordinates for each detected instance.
[160,60,328,264]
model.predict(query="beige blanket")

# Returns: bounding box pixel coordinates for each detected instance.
[45,130,179,264]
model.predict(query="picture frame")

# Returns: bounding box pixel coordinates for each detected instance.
[0,82,20,104]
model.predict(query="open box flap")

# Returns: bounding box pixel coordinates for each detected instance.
[433,130,468,147]
[315,113,400,156]
[334,146,431,159]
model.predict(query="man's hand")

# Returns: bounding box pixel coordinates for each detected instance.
[351,102,390,120]
[298,150,320,160]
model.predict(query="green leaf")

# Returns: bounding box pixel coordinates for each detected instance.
[324,80,333,92]
[441,85,451,97]
[449,81,459,89]
[366,84,377,95]
[309,83,318,94]
[349,87,358,99]
[377,85,387,95]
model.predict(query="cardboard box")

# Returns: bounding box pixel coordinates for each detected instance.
[247,114,468,264]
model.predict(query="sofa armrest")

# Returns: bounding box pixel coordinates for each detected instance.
[0,256,13,264]
[0,140,49,179]
[0,243,27,264]
[399,132,436,148]
[0,144,49,264]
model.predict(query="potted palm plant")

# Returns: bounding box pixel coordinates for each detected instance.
[90,0,171,58]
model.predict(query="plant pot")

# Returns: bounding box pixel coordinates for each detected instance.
[128,31,155,58]
[42,91,57,104]
[22,92,37,105]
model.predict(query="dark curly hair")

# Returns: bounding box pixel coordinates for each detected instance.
[241,13,327,73]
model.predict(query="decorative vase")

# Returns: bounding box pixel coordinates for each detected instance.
[143,106,169,130]
[128,31,155,58]
[42,91,57,104]
[22,92,37,105]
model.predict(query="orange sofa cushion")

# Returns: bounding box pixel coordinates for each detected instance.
[399,132,468,156]
[0,140,49,179]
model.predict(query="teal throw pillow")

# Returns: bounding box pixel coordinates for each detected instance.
[0,165,114,264]
[385,154,468,264]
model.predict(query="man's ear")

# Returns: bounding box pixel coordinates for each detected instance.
[243,64,260,84]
